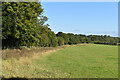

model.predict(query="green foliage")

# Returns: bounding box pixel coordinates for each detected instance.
[2,2,119,49]
[56,32,119,46]
[57,36,64,46]
[2,2,58,48]
[2,2,41,47]
[56,32,69,45]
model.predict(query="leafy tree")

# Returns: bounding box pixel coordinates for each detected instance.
[57,37,64,46]
[2,2,58,48]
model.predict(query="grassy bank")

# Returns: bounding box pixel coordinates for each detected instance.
[2,44,118,78]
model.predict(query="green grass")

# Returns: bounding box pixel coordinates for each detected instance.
[2,44,118,78]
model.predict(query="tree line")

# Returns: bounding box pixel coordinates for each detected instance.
[2,2,120,49]
[56,32,120,46]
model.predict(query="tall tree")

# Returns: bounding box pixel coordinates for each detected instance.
[2,2,58,48]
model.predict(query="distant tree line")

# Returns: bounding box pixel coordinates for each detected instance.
[2,2,120,49]
[56,32,120,46]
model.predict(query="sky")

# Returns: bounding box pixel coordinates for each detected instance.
[41,2,118,37]
[40,0,119,2]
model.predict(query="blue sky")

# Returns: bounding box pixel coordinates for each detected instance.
[41,2,118,37]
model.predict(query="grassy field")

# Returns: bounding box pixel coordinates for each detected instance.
[2,44,118,78]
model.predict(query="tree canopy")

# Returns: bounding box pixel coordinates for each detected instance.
[56,32,119,46]
[2,2,120,49]
[2,2,58,48]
